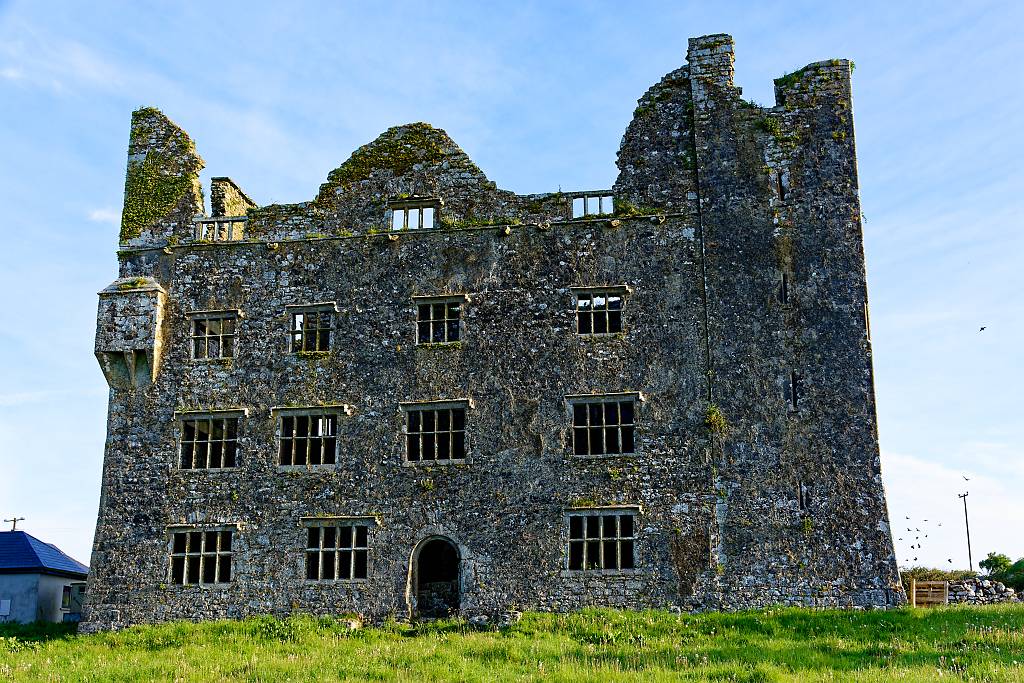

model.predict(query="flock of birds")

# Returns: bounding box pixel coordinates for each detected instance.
[898,474,970,565]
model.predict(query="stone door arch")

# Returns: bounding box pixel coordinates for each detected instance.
[411,536,461,618]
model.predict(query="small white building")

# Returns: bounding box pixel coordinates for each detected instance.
[0,530,89,623]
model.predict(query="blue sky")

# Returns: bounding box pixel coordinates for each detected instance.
[0,1,1021,571]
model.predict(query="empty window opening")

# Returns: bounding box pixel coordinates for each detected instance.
[193,217,246,242]
[280,414,338,466]
[404,403,467,462]
[416,298,462,344]
[779,273,790,306]
[170,528,233,585]
[568,511,636,571]
[305,522,369,581]
[776,172,787,201]
[787,371,803,411]
[416,537,460,617]
[190,313,237,359]
[571,194,615,218]
[290,309,333,352]
[571,396,636,456]
[575,288,625,335]
[180,416,239,469]
[798,481,812,511]
[389,199,439,231]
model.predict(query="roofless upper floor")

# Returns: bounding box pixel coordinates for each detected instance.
[115,34,856,250]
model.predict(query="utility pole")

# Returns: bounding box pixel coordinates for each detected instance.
[3,516,25,531]
[958,492,973,571]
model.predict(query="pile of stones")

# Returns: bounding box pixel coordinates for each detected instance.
[948,578,1018,604]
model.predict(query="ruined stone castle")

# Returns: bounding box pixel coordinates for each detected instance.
[82,34,904,631]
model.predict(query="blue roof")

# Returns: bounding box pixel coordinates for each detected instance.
[0,531,88,578]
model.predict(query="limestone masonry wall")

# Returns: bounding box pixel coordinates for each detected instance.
[82,34,904,631]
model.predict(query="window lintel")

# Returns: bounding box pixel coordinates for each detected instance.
[300,515,378,526]
[564,504,642,514]
[399,398,472,410]
[286,301,339,313]
[571,285,632,295]
[186,308,243,319]
[166,523,238,532]
[564,391,643,403]
[173,408,248,419]
[388,196,441,210]
[412,293,470,304]
[271,404,353,416]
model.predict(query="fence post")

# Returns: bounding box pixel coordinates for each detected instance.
[911,579,917,608]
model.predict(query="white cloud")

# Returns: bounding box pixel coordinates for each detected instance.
[87,207,120,225]
[0,65,23,80]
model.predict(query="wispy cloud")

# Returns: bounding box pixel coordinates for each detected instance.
[0,65,22,80]
[87,207,120,225]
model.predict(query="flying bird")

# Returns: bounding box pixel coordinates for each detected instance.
[979,326,986,332]
[948,559,953,563]
[938,523,943,527]
[963,475,970,481]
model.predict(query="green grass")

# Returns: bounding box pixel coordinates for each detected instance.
[3,605,1023,681]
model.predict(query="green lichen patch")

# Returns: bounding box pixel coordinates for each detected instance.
[704,403,729,437]
[120,107,203,243]
[116,277,151,291]
[613,200,658,218]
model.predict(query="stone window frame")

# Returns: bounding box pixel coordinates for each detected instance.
[388,197,442,232]
[166,524,237,587]
[399,399,472,467]
[413,294,468,346]
[186,309,241,361]
[301,516,377,583]
[61,585,72,611]
[565,392,642,459]
[270,404,353,470]
[286,302,338,354]
[174,408,248,470]
[562,506,641,575]
[572,285,631,337]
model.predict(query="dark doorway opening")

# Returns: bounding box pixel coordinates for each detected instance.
[415,538,460,618]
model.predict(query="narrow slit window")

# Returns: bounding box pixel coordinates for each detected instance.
[180,416,239,469]
[776,172,787,201]
[798,481,812,511]
[190,313,237,359]
[279,413,338,466]
[416,298,462,344]
[570,397,636,456]
[169,528,233,584]
[567,511,636,571]
[305,522,370,581]
[575,288,625,336]
[404,404,467,462]
[779,272,790,306]
[788,371,802,411]
[290,308,333,352]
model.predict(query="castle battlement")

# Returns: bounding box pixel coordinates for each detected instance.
[83,34,902,631]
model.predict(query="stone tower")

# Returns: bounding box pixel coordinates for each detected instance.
[82,34,903,631]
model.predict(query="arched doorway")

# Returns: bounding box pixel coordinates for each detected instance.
[414,537,460,618]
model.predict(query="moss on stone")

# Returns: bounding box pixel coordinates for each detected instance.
[704,403,729,437]
[116,277,151,291]
[315,123,482,204]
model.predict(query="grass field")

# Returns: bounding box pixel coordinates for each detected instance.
[2,604,1023,681]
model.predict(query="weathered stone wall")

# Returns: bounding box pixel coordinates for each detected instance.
[82,33,903,631]
[949,578,1019,605]
[211,177,257,218]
